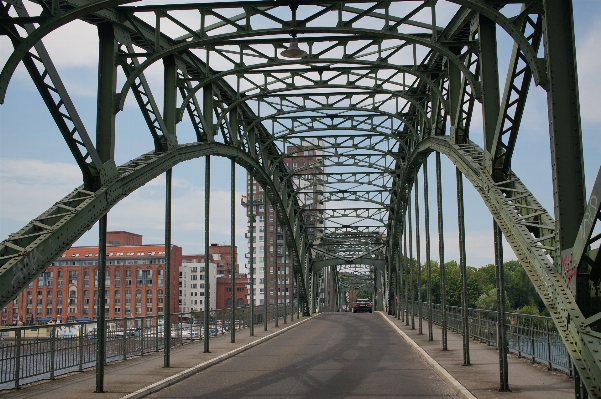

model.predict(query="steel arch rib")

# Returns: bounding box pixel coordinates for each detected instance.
[405,136,600,395]
[0,143,303,309]
[115,27,479,111]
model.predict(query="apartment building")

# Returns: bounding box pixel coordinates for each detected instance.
[0,231,181,325]
[245,140,325,306]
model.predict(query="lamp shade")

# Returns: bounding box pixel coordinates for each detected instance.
[281,37,307,59]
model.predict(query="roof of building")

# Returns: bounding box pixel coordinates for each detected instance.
[58,244,169,259]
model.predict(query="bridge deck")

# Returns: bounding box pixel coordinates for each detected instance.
[0,313,573,399]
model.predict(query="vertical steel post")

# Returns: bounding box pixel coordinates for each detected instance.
[231,159,236,343]
[275,211,279,326]
[264,201,268,331]
[543,0,586,259]
[414,172,422,334]
[404,218,409,326]
[478,14,500,162]
[14,329,21,389]
[436,153,447,350]
[249,174,254,336]
[96,213,107,392]
[546,319,552,370]
[164,168,172,367]
[162,50,177,368]
[456,168,470,365]
[408,196,415,329]
[423,158,433,341]
[95,20,116,391]
[494,220,509,390]
[96,22,117,170]
[284,228,287,324]
[204,156,211,353]
[50,325,56,380]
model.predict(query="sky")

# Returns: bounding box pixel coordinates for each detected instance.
[0,1,600,272]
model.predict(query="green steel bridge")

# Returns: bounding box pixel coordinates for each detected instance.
[0,0,599,396]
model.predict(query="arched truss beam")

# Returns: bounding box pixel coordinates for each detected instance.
[278,133,403,159]
[450,0,548,89]
[313,258,385,271]
[179,62,449,122]
[0,0,134,103]
[0,143,304,308]
[113,27,479,111]
[216,86,428,136]
[266,127,413,156]
[1,1,550,107]
[393,135,599,395]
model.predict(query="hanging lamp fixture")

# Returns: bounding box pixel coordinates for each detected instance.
[281,35,307,59]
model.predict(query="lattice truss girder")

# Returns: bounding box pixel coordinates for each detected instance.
[1,0,600,394]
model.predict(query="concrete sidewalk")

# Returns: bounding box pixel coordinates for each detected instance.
[0,315,312,399]
[384,313,574,399]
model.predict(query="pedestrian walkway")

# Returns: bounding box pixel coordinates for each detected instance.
[0,315,312,399]
[383,313,574,399]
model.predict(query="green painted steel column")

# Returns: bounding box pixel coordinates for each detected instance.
[543,0,586,258]
[264,201,268,331]
[94,21,116,392]
[414,172,422,335]
[478,14,500,160]
[204,156,210,353]
[456,168,470,366]
[404,217,410,326]
[231,159,236,344]
[494,220,510,391]
[95,22,116,168]
[162,51,177,368]
[423,157,433,341]
[249,174,254,336]
[436,153,447,351]
[284,227,287,324]
[163,168,172,367]
[408,196,415,330]
[95,214,107,392]
[275,209,279,327]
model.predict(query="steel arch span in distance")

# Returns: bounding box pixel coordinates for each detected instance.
[0,0,600,396]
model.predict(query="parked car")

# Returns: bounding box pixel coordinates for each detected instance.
[352,299,372,313]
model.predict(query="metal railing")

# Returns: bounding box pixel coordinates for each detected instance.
[402,301,572,373]
[0,304,293,390]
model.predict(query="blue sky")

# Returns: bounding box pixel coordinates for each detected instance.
[0,1,600,271]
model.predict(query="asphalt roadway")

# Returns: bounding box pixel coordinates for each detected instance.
[147,312,457,398]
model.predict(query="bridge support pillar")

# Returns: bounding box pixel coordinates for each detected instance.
[436,153,448,351]
[95,214,107,393]
[456,168,470,366]
[204,156,211,353]
[414,174,423,335]
[249,173,254,336]
[494,220,510,391]
[164,168,172,367]
[231,159,236,344]
[423,157,433,341]
[408,198,415,330]
[265,203,270,331]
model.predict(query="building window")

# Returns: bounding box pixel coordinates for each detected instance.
[136,270,153,286]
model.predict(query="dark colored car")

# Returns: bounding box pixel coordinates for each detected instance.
[352,299,372,313]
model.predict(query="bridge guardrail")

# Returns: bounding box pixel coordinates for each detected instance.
[402,302,571,374]
[0,304,293,390]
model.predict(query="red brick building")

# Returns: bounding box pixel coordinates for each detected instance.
[216,274,249,309]
[1,232,181,325]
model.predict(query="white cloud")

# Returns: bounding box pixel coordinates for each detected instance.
[0,158,81,222]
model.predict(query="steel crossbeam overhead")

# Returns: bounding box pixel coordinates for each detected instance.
[0,0,600,395]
